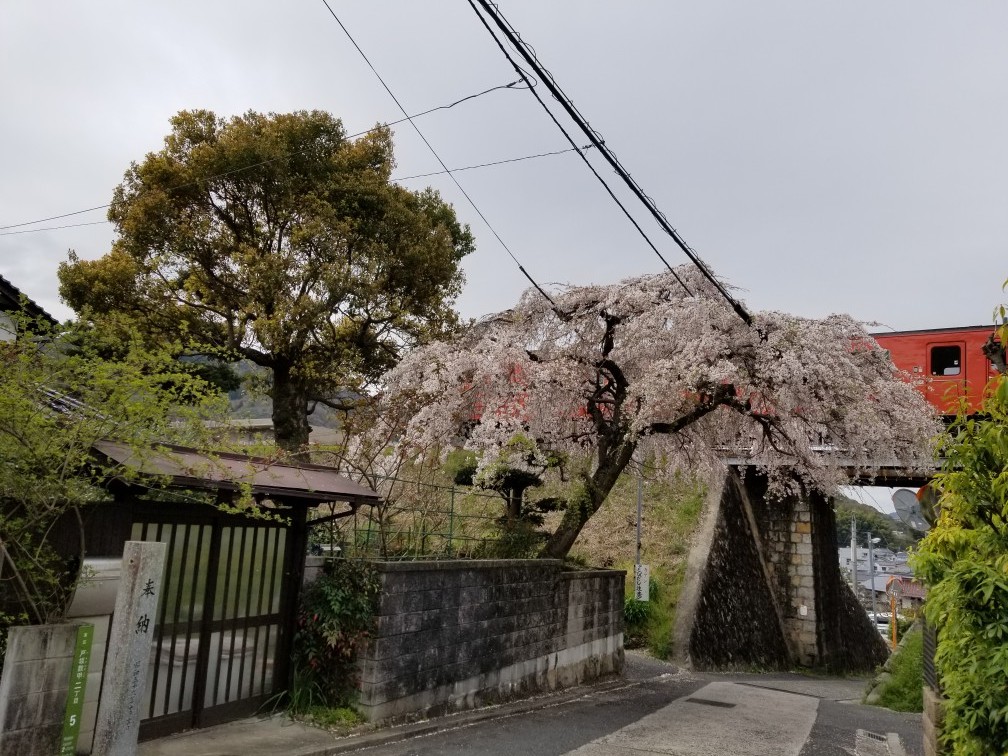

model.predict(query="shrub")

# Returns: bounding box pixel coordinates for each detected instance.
[912,329,1008,754]
[622,572,679,658]
[872,627,923,712]
[290,559,381,710]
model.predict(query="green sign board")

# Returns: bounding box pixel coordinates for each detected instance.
[59,624,94,756]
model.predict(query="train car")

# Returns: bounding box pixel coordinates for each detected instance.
[871,325,1001,415]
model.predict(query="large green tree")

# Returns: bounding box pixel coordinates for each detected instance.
[59,109,474,452]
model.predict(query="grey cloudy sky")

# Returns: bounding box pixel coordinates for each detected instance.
[2,1,1007,330]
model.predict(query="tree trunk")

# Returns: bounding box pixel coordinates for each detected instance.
[505,488,522,522]
[271,362,311,455]
[540,439,636,559]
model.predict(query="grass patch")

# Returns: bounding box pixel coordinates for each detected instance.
[621,561,687,659]
[300,705,365,730]
[872,627,923,712]
[571,472,706,661]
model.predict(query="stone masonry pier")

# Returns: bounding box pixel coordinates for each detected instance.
[675,466,887,671]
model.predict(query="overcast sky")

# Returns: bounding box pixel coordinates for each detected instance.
[3,2,1007,330]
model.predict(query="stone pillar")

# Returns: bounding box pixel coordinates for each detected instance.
[923,686,945,756]
[786,496,818,666]
[0,623,84,755]
[92,541,166,756]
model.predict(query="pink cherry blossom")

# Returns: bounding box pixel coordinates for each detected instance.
[378,267,940,557]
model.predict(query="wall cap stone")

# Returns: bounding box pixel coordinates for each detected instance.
[370,559,565,573]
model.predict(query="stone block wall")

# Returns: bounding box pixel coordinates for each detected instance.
[746,473,820,665]
[356,560,624,722]
[685,474,791,668]
[681,467,887,672]
[0,623,81,755]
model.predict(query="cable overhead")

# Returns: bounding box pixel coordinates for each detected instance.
[394,144,591,182]
[0,80,525,233]
[318,0,560,311]
[0,205,111,232]
[466,0,692,298]
[0,220,109,237]
[0,145,595,238]
[470,0,752,326]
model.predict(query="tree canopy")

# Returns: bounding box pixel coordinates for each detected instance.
[59,109,474,452]
[0,318,221,627]
[379,268,940,558]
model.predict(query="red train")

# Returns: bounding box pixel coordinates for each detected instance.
[872,325,1003,415]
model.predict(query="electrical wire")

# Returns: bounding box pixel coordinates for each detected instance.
[0,143,592,236]
[0,220,109,237]
[318,0,560,311]
[466,0,692,298]
[471,0,752,326]
[393,143,591,182]
[0,205,110,232]
[0,80,526,233]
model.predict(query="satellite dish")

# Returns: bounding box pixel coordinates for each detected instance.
[892,488,931,532]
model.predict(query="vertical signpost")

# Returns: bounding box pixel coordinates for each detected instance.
[634,463,649,602]
[59,623,94,756]
[92,541,166,756]
[634,563,650,602]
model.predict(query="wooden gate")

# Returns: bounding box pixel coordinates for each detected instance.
[130,504,299,739]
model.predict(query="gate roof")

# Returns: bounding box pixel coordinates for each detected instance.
[92,439,381,506]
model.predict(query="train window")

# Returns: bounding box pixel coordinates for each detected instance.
[931,345,961,376]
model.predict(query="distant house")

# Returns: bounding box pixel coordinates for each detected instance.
[886,574,927,613]
[838,546,903,585]
[839,545,896,568]
[0,273,57,341]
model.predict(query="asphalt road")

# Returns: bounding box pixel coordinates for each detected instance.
[343,652,922,756]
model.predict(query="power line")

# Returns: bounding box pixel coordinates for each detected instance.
[394,143,591,182]
[1,143,588,235]
[470,0,752,326]
[318,0,560,311]
[0,205,110,232]
[466,0,692,298]
[0,80,526,233]
[0,220,108,237]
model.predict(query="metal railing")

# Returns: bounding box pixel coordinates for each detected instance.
[308,477,525,560]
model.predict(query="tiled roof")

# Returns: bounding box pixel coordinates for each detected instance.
[92,438,381,506]
[0,273,58,325]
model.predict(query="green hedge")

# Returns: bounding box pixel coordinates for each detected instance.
[912,371,1008,754]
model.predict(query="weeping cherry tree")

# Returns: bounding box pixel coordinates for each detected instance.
[379,267,940,558]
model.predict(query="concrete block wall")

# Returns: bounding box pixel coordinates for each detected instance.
[786,502,818,665]
[0,623,80,755]
[356,560,624,722]
[922,686,945,756]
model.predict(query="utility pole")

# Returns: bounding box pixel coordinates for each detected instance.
[850,516,857,591]
[633,464,649,601]
[636,467,643,567]
[868,532,877,622]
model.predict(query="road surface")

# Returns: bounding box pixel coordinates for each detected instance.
[344,652,921,756]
